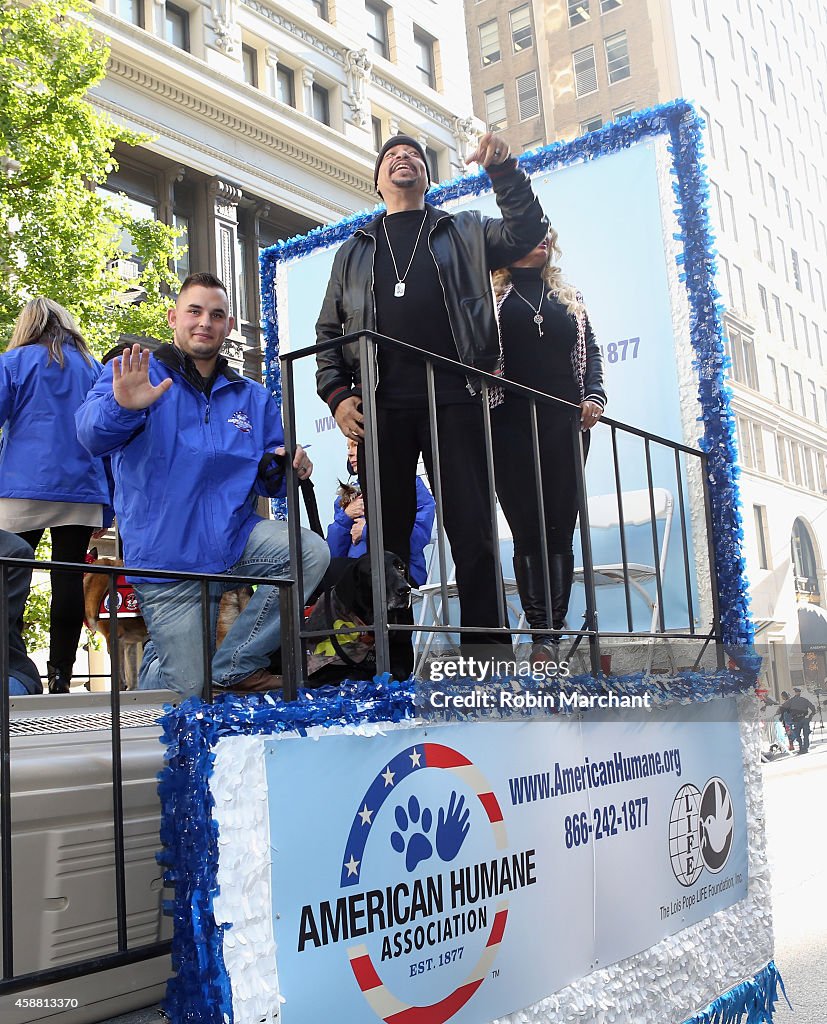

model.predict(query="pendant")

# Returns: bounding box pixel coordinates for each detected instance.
[533,313,544,326]
[394,282,406,297]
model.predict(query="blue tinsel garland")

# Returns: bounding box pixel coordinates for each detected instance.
[260,99,752,650]
[681,960,789,1024]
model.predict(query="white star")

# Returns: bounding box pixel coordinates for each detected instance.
[382,766,395,787]
[345,854,360,877]
[358,804,373,826]
[409,749,422,767]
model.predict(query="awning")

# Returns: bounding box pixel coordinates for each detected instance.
[798,604,827,652]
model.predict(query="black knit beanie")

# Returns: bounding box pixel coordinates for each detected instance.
[374,135,431,190]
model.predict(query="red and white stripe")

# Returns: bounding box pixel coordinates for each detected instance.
[348,902,509,1024]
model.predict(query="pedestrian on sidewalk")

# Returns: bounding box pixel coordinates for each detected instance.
[777,687,815,754]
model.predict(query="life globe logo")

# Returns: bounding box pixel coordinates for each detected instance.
[668,776,734,887]
[298,742,537,1024]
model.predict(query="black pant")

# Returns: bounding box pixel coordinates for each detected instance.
[18,525,94,675]
[360,404,507,645]
[493,397,589,558]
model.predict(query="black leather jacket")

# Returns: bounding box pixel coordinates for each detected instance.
[315,160,548,412]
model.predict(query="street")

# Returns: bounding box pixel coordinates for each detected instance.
[762,725,827,1023]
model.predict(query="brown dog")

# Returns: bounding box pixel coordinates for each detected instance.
[83,554,252,690]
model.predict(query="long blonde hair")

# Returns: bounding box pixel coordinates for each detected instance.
[8,298,93,368]
[492,228,582,316]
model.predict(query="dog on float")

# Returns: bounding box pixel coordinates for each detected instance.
[83,550,252,690]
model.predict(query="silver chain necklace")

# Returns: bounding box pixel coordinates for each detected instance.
[509,281,546,337]
[382,211,428,298]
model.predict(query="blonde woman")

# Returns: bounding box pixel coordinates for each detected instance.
[0,299,111,693]
[491,230,606,664]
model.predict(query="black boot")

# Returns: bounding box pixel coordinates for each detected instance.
[513,555,557,667]
[550,552,575,643]
[47,661,72,694]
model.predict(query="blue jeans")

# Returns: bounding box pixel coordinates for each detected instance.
[135,520,329,699]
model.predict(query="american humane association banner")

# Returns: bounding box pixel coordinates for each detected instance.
[263,701,747,1024]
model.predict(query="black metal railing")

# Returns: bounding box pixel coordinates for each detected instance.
[0,557,295,995]
[281,330,724,679]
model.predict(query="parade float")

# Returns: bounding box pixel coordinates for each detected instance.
[157,102,784,1024]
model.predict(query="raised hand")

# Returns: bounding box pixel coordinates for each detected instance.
[112,344,173,410]
[466,131,512,170]
[435,791,470,862]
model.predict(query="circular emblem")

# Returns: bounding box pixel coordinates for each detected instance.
[341,743,509,1024]
[668,783,703,887]
[699,777,733,874]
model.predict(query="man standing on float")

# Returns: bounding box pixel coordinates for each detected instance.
[315,132,547,675]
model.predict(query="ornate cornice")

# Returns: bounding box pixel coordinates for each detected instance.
[369,71,452,130]
[241,0,344,63]
[102,59,375,202]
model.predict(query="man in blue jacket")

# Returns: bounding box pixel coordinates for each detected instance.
[77,273,329,698]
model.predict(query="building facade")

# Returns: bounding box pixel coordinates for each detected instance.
[90,0,481,375]
[463,0,827,693]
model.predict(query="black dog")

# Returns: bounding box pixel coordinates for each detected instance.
[299,552,412,685]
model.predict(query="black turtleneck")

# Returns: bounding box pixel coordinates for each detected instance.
[374,209,474,406]
[498,266,579,400]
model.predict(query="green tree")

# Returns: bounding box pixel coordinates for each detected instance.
[0,0,180,353]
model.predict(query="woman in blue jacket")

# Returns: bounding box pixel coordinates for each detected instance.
[0,299,111,693]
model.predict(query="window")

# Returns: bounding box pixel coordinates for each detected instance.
[725,323,759,388]
[425,146,440,183]
[794,370,806,413]
[790,248,802,291]
[479,20,500,66]
[767,355,779,402]
[581,115,603,133]
[601,0,622,10]
[612,105,633,119]
[311,83,330,125]
[516,71,540,120]
[372,116,383,152]
[758,284,770,330]
[786,304,797,347]
[809,380,819,422]
[773,294,784,337]
[705,51,719,97]
[780,364,792,407]
[766,63,776,102]
[164,3,189,51]
[754,506,770,568]
[113,0,143,25]
[366,2,389,60]
[414,30,435,89]
[310,0,328,18]
[484,85,507,130]
[605,31,631,83]
[568,1,591,28]
[241,45,258,88]
[276,66,295,107]
[510,6,533,51]
[573,45,598,96]
[173,211,190,281]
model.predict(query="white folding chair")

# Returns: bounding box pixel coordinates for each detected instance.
[572,487,675,672]
[411,509,524,676]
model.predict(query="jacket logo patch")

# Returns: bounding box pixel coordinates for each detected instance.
[228,410,252,433]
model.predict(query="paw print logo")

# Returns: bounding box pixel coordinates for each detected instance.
[390,796,433,872]
[389,791,470,873]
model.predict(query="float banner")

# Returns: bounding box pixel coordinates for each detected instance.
[264,700,747,1024]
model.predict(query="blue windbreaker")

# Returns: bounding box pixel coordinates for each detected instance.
[76,345,285,581]
[325,476,435,586]
[0,341,110,504]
